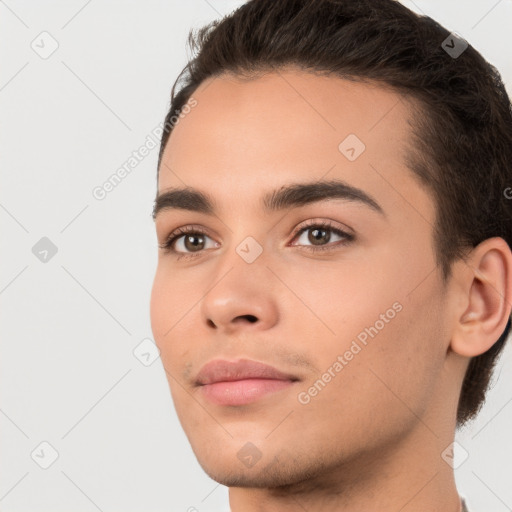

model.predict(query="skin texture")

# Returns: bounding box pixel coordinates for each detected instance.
[150,69,512,512]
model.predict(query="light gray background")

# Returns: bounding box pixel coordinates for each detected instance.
[1,1,511,511]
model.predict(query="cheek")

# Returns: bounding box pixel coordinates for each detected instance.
[293,257,401,347]
[294,258,445,422]
[149,265,206,377]
[149,267,185,354]
[292,303,442,449]
[150,264,197,333]
[149,268,169,342]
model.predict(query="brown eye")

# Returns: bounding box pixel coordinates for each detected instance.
[293,223,352,249]
[182,233,206,252]
[307,227,332,245]
[159,226,218,256]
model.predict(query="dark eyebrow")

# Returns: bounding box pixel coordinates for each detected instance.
[152,179,384,220]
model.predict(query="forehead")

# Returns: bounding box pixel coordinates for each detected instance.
[158,69,428,219]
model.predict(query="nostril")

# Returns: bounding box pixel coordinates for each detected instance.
[239,314,258,323]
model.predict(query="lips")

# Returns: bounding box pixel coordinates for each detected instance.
[195,358,299,385]
[195,358,300,406]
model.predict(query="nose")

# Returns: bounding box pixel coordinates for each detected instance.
[207,313,258,329]
[200,259,279,336]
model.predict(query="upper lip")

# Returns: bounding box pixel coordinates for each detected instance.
[195,358,300,385]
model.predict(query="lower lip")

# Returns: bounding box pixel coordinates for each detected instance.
[199,378,295,406]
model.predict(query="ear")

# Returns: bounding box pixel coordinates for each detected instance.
[450,237,512,358]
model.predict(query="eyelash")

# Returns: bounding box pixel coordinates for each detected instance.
[158,220,354,260]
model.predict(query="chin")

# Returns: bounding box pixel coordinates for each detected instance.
[193,445,331,490]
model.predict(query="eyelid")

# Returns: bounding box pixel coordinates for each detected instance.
[289,217,354,241]
[158,224,214,250]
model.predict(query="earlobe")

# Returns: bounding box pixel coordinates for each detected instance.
[451,237,512,358]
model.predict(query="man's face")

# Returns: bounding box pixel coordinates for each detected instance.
[150,69,454,487]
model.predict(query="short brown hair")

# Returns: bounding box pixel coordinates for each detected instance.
[157,0,512,427]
